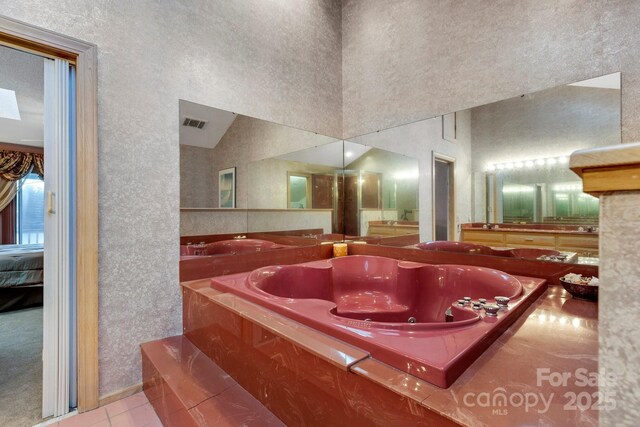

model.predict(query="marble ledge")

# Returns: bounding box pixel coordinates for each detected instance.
[188,283,598,426]
[207,292,370,370]
[570,142,640,195]
[570,141,640,171]
[142,336,285,427]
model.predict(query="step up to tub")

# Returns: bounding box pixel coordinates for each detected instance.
[141,335,284,427]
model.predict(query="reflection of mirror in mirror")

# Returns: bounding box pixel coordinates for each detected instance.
[343,146,419,237]
[180,72,619,261]
[247,140,343,234]
[346,112,470,241]
[179,99,341,237]
[354,72,618,262]
[473,72,620,226]
[288,174,310,209]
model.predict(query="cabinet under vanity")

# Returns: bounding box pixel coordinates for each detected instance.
[460,224,599,257]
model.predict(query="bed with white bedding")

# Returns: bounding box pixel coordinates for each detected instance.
[0,244,43,312]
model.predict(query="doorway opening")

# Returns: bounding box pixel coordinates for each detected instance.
[0,43,47,427]
[432,153,455,241]
[1,14,99,421]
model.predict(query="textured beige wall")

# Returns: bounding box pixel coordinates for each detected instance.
[469,85,621,171]
[247,210,332,233]
[347,111,472,241]
[599,191,640,426]
[180,145,215,207]
[181,209,332,236]
[342,0,640,143]
[180,210,248,236]
[0,0,342,396]
[342,3,640,423]
[248,159,336,209]
[212,115,340,210]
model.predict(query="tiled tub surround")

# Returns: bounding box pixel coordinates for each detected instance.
[413,241,573,262]
[176,278,598,426]
[142,336,285,427]
[460,223,599,257]
[180,239,293,256]
[179,242,333,282]
[207,256,546,387]
[351,243,598,287]
[180,283,460,426]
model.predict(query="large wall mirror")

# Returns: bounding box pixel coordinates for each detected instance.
[179,100,341,237]
[471,73,620,226]
[245,141,420,238]
[180,71,620,262]
[366,72,619,261]
[246,140,343,234]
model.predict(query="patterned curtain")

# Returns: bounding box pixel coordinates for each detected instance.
[0,179,18,212]
[0,150,44,181]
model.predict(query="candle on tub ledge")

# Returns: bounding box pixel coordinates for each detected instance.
[333,243,348,257]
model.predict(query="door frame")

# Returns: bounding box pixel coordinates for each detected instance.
[0,15,99,412]
[431,152,456,240]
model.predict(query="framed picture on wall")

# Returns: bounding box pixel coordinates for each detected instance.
[218,167,236,208]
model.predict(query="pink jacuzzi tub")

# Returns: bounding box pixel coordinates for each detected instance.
[415,241,494,255]
[491,247,561,259]
[209,255,546,387]
[415,241,561,260]
[180,239,292,256]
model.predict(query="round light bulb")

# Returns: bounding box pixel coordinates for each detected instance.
[525,160,534,168]
[535,159,546,166]
[515,161,524,168]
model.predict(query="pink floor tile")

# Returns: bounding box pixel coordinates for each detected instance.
[109,402,161,427]
[104,392,149,418]
[58,407,108,427]
[141,419,164,427]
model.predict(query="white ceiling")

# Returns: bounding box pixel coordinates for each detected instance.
[276,139,371,168]
[0,45,44,147]
[569,72,620,90]
[179,100,237,149]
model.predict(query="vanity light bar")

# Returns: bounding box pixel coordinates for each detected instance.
[553,183,582,191]
[487,155,569,172]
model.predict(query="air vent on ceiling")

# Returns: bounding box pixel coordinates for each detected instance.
[182,117,207,129]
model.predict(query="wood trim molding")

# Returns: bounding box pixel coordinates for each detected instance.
[431,152,456,240]
[98,383,143,408]
[570,142,640,196]
[0,15,99,412]
[0,142,44,154]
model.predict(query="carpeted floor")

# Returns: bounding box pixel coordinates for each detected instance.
[0,306,43,427]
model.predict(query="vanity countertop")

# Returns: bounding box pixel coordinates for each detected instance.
[462,223,598,235]
[463,226,598,235]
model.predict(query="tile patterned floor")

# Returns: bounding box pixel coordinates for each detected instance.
[38,392,161,427]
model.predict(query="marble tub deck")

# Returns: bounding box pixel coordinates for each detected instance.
[166,278,598,426]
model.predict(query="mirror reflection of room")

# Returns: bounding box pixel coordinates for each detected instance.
[179,100,344,255]
[419,72,620,263]
[342,146,419,238]
[180,73,620,264]
[0,44,46,427]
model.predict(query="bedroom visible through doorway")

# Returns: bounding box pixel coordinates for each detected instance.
[0,43,46,427]
[0,39,77,426]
